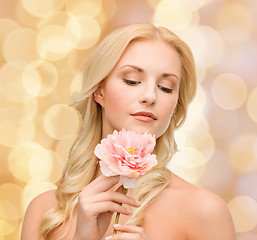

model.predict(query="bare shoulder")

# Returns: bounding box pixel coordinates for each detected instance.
[144,173,236,240]
[170,177,229,216]
[151,173,228,212]
[173,176,236,239]
[21,189,58,240]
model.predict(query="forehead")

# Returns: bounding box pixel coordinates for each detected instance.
[114,39,181,76]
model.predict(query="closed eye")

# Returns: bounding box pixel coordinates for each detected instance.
[123,79,140,86]
[158,85,172,93]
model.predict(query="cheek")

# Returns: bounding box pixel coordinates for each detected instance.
[159,97,178,129]
[162,96,178,117]
[104,85,131,111]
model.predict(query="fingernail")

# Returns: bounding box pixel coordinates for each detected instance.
[114,224,121,228]
[105,236,112,240]
[135,200,141,205]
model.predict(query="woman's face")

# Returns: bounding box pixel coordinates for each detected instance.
[94,39,181,138]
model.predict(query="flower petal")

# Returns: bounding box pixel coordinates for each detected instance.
[112,143,127,158]
[94,129,157,184]
[99,161,117,177]
[94,143,102,159]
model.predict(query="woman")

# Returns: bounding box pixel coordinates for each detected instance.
[21,23,236,240]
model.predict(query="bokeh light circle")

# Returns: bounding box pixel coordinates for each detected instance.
[200,150,233,192]
[28,150,53,180]
[177,86,207,134]
[65,15,101,50]
[65,0,102,18]
[181,26,224,68]
[0,185,22,236]
[154,0,193,31]
[0,200,18,220]
[247,88,257,123]
[95,0,117,25]
[209,107,238,139]
[37,11,70,31]
[215,2,253,44]
[236,174,257,202]
[0,97,37,124]
[0,82,37,147]
[169,147,207,183]
[28,149,64,183]
[55,136,76,163]
[3,28,41,63]
[155,0,208,12]
[186,127,215,161]
[0,18,20,61]
[0,118,35,148]
[37,25,72,61]
[15,0,40,29]
[196,67,207,84]
[44,104,81,139]
[0,183,23,219]
[22,61,58,97]
[175,117,210,151]
[8,141,48,182]
[0,18,20,43]
[22,64,41,96]
[0,218,15,236]
[173,147,207,168]
[211,73,247,110]
[45,150,65,183]
[228,195,257,232]
[0,62,35,102]
[182,0,207,11]
[21,0,65,18]
[70,73,83,94]
[228,134,257,173]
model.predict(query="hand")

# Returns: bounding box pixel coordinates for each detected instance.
[74,175,141,240]
[105,224,148,240]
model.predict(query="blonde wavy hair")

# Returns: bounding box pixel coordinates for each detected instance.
[39,23,197,239]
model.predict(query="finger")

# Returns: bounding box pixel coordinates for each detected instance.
[83,201,132,217]
[91,192,141,207]
[113,224,145,234]
[116,185,128,194]
[105,233,140,240]
[81,175,120,194]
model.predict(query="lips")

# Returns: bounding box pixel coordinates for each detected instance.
[131,111,157,121]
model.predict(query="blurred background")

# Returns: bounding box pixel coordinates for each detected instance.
[0,0,257,239]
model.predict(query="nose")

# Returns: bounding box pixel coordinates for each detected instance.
[139,84,156,105]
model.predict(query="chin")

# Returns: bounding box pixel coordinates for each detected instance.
[124,125,156,136]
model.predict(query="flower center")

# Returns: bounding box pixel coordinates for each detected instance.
[126,146,136,155]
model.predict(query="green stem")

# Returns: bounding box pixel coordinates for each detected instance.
[113,186,126,234]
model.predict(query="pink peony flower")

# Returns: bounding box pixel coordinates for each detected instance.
[94,128,157,188]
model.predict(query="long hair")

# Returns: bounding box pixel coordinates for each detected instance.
[39,23,197,238]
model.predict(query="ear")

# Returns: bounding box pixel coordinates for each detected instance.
[93,84,105,108]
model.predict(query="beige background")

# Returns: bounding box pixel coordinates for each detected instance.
[0,0,257,239]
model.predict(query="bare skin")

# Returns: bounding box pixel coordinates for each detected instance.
[21,170,236,240]
[21,39,236,239]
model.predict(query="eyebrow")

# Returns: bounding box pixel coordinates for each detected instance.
[119,65,144,72]
[119,64,179,80]
[162,73,180,81]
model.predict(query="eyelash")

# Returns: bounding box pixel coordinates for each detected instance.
[158,85,173,93]
[123,79,139,85]
[123,79,172,93]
